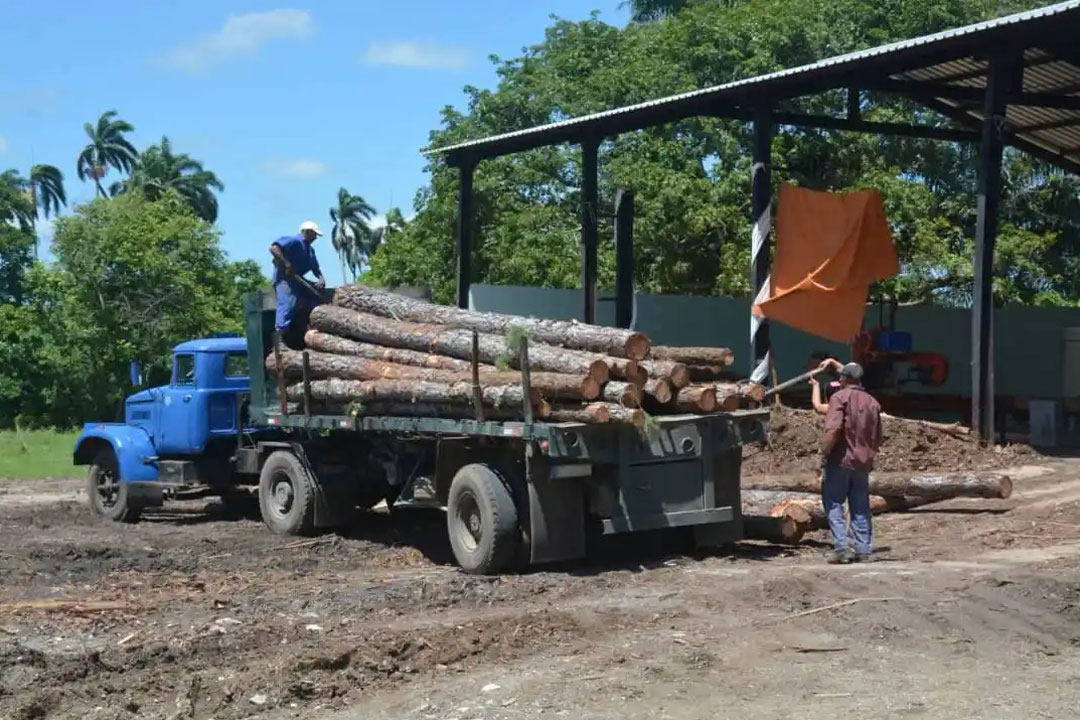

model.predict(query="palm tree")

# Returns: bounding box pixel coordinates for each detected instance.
[111,136,224,222]
[0,170,34,232]
[368,207,406,257]
[25,164,67,257]
[329,187,376,281]
[77,110,138,197]
[29,164,66,222]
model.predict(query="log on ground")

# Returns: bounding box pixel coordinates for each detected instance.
[742,489,913,533]
[268,348,600,400]
[287,377,546,415]
[741,471,1012,500]
[334,284,651,360]
[310,305,611,383]
[638,359,690,389]
[649,346,734,366]
[741,514,805,545]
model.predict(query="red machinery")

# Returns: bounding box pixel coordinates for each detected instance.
[851,303,948,392]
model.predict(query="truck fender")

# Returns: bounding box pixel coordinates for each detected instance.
[74,424,161,486]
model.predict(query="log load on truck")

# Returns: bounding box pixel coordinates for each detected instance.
[73,288,766,574]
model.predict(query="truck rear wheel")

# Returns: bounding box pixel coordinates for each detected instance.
[87,449,142,523]
[446,464,518,575]
[258,451,315,536]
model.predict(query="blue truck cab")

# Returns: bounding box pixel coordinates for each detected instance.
[74,336,252,521]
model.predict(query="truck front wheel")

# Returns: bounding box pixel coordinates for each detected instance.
[258,451,315,536]
[446,464,519,575]
[87,449,142,523]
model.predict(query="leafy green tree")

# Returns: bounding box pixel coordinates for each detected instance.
[77,110,138,197]
[0,170,35,232]
[623,0,695,22]
[110,136,224,223]
[0,191,264,426]
[329,187,376,281]
[369,0,1075,308]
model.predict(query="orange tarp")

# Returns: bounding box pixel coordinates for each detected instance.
[752,184,899,343]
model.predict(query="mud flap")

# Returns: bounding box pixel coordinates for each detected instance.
[527,462,587,565]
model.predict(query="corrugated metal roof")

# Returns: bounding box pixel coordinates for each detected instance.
[427,1,1080,169]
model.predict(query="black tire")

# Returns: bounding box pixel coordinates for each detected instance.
[446,464,519,575]
[86,448,142,523]
[258,451,315,536]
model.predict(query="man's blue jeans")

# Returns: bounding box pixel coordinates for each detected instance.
[822,465,873,555]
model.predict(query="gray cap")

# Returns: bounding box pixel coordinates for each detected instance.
[840,362,864,380]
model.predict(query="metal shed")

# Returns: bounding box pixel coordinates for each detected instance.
[426,1,1080,442]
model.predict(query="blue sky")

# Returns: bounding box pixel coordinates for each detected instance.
[0,1,627,285]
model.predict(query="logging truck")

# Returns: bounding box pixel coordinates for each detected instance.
[73,289,766,574]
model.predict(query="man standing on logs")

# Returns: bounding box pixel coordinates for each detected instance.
[271,221,328,348]
[820,362,883,564]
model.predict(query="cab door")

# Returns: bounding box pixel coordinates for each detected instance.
[157,353,198,454]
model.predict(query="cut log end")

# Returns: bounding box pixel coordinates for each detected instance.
[587,359,611,385]
[644,378,672,405]
[669,364,690,390]
[742,514,805,545]
[625,333,651,362]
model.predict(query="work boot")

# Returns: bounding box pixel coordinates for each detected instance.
[853,553,877,564]
[825,549,852,565]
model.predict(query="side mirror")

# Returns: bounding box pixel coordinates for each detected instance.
[130,360,143,388]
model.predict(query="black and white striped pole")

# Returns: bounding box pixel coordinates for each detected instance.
[750,108,773,385]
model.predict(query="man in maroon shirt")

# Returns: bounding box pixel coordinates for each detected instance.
[821,362,883,564]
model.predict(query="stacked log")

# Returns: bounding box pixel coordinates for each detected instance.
[266,285,764,427]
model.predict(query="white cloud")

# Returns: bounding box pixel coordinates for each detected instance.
[260,158,328,179]
[363,41,469,70]
[160,9,314,73]
[366,214,387,230]
[0,135,7,153]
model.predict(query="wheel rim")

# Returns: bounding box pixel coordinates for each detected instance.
[269,471,295,519]
[454,490,482,553]
[95,467,119,509]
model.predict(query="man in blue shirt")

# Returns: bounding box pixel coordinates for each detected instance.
[270,220,328,346]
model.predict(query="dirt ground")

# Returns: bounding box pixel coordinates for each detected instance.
[2,457,1080,720]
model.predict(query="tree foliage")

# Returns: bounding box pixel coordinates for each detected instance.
[111,136,224,222]
[368,0,1080,308]
[77,110,138,197]
[329,187,377,281]
[0,192,263,427]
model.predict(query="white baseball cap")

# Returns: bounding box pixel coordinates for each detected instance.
[299,220,322,236]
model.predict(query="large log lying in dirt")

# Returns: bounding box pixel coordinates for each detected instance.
[742,489,918,534]
[334,284,651,360]
[741,514,806,545]
[638,359,690,389]
[288,377,547,415]
[310,305,611,383]
[269,348,601,400]
[742,471,1012,500]
[649,346,734,366]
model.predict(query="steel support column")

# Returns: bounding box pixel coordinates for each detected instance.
[750,109,773,384]
[614,189,635,329]
[581,137,600,324]
[455,161,475,309]
[972,55,1017,442]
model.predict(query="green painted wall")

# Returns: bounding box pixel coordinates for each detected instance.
[470,285,1080,400]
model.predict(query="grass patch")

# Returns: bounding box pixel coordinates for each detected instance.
[0,429,81,479]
